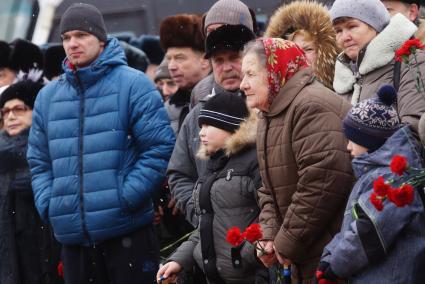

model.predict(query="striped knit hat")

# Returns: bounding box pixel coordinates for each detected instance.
[198,92,248,133]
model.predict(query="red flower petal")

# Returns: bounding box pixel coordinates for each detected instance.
[243,223,263,243]
[57,261,64,278]
[370,192,384,211]
[226,227,244,247]
[373,176,390,196]
[388,184,414,207]
[390,155,408,176]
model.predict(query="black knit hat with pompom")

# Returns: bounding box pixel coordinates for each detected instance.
[342,84,402,151]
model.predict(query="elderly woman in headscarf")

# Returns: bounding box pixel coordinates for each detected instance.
[265,0,339,90]
[239,38,354,283]
[331,0,425,131]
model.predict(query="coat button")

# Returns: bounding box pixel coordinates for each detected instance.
[204,259,209,264]
[202,209,206,214]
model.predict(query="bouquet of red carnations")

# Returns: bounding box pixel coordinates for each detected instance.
[226,223,290,283]
[370,155,424,211]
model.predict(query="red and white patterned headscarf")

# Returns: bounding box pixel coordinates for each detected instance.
[262,38,309,106]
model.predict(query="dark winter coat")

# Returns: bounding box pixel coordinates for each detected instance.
[0,129,63,284]
[169,113,265,283]
[189,73,214,109]
[257,68,354,282]
[321,126,425,283]
[0,131,20,284]
[333,14,425,131]
[27,37,175,245]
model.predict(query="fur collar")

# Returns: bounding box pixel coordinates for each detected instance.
[334,14,417,96]
[197,110,257,160]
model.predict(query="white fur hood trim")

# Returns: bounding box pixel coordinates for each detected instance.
[334,13,417,94]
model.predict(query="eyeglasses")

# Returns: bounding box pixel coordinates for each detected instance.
[1,104,30,118]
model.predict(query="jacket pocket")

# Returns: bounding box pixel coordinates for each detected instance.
[117,174,130,214]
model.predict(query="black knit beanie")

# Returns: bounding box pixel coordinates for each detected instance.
[342,85,402,151]
[198,92,249,133]
[60,3,107,42]
[0,80,44,109]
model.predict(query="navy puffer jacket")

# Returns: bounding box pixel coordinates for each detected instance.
[27,37,175,245]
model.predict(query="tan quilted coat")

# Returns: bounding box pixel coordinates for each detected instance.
[257,68,354,282]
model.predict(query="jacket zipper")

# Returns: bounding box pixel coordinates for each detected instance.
[74,69,92,244]
[262,118,283,225]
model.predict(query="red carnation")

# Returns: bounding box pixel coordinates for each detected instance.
[244,223,263,243]
[395,46,410,62]
[57,261,64,278]
[373,176,391,196]
[388,184,414,207]
[226,227,244,247]
[370,192,384,211]
[395,39,425,62]
[390,155,408,176]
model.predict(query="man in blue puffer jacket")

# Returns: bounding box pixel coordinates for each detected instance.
[27,3,175,284]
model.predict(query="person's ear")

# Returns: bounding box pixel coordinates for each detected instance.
[199,54,211,71]
[409,4,419,22]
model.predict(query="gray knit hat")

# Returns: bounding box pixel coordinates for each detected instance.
[60,3,107,42]
[154,59,171,83]
[330,0,390,32]
[204,0,253,33]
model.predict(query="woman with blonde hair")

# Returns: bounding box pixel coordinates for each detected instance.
[265,1,339,89]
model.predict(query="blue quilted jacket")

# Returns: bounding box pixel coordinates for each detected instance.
[27,37,175,245]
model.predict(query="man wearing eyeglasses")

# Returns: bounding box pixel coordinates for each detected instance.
[27,3,174,284]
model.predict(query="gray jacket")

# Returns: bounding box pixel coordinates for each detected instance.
[321,126,425,283]
[166,79,236,226]
[164,89,191,135]
[333,14,425,131]
[169,114,264,283]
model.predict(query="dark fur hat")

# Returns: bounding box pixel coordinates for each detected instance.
[401,0,424,7]
[205,24,255,58]
[43,44,66,80]
[0,41,11,69]
[1,39,44,73]
[0,80,44,109]
[138,35,164,65]
[160,14,205,52]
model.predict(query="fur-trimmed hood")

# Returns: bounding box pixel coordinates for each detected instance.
[333,13,417,103]
[197,109,257,160]
[265,1,338,89]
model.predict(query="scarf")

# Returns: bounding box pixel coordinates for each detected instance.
[262,38,309,106]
